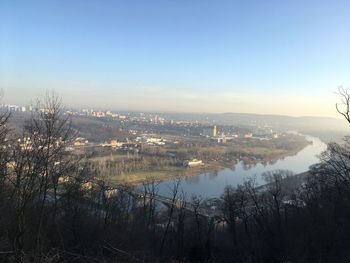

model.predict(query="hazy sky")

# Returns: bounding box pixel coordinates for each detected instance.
[1,0,350,117]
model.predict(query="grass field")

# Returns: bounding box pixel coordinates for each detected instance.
[104,165,214,184]
[105,167,195,183]
[87,153,136,162]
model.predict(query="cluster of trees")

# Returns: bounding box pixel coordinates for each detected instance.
[1,91,350,262]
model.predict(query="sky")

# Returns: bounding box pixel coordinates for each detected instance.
[1,0,350,117]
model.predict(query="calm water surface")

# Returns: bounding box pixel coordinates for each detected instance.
[156,135,327,199]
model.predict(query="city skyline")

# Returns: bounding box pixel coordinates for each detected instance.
[1,0,350,117]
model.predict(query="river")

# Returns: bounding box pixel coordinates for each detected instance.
[155,135,327,199]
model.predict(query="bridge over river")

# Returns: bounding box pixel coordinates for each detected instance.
[107,183,223,219]
[107,171,310,219]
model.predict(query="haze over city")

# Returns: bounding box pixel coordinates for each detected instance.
[1,0,350,117]
[3,0,350,262]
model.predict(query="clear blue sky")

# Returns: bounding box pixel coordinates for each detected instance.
[1,0,350,116]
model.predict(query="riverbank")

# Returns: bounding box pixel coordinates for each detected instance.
[88,134,312,184]
[105,162,226,185]
[104,141,310,185]
[154,135,326,199]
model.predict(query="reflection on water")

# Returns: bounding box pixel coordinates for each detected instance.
[208,170,219,180]
[156,135,327,199]
[184,174,200,184]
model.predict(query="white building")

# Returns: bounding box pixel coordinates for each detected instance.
[183,159,203,167]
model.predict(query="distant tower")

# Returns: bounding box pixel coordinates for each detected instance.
[213,125,217,137]
[222,132,227,143]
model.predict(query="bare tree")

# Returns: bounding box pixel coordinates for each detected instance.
[191,195,203,240]
[176,190,186,261]
[221,186,239,245]
[336,86,350,124]
[0,107,11,184]
[160,178,181,256]
[4,92,76,256]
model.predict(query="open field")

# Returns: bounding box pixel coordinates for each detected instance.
[104,163,225,184]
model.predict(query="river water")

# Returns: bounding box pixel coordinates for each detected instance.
[155,135,327,199]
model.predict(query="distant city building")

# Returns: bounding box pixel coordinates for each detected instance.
[104,139,124,148]
[74,137,88,147]
[92,111,106,118]
[202,125,217,138]
[244,133,253,138]
[110,139,118,148]
[216,132,227,143]
[144,137,166,145]
[183,159,203,167]
[255,128,273,137]
[272,133,279,139]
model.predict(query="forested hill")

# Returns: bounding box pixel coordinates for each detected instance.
[7,112,129,142]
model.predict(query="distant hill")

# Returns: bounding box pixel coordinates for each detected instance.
[69,116,130,142]
[8,112,129,142]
